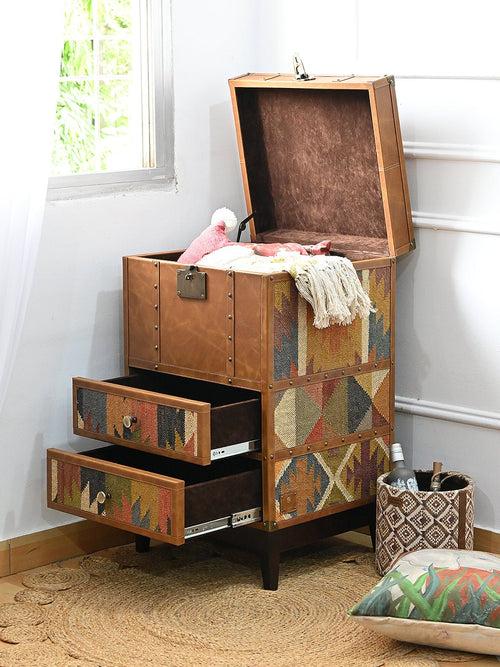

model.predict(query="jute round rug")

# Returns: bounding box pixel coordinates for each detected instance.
[0,540,482,667]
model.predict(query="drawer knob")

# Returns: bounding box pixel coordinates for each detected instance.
[122,415,137,429]
[96,491,110,504]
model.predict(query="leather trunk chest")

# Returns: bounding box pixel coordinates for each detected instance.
[48,73,414,588]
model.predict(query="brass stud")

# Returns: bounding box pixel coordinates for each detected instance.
[153,262,158,267]
[270,454,274,459]
[228,292,232,298]
[200,293,205,298]
[358,434,362,439]
[270,277,274,281]
[154,325,158,330]
[358,366,362,371]
[374,430,378,435]
[154,345,158,350]
[341,370,345,375]
[272,521,277,528]
[154,284,158,289]
[228,356,232,362]
[228,378,232,384]
[268,384,273,389]
[154,364,158,369]
[228,271,233,277]
[374,363,378,367]
[154,304,158,309]
[342,438,345,442]
[307,377,311,382]
[324,441,328,446]
[289,380,293,385]
[228,314,232,320]
[228,335,232,341]
[324,374,328,379]
[307,446,311,451]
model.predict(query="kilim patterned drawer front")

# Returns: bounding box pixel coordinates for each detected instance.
[73,374,260,466]
[48,449,183,544]
[47,446,262,547]
[274,436,390,525]
[273,266,391,380]
[273,369,390,454]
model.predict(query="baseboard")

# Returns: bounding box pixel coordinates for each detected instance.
[1,521,498,578]
[0,541,9,578]
[1,521,132,576]
[352,526,500,555]
[474,527,500,555]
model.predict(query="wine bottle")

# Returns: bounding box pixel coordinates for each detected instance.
[386,443,419,491]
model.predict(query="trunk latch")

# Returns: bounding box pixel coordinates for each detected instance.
[176,265,207,300]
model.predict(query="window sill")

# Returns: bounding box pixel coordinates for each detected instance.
[47,168,176,201]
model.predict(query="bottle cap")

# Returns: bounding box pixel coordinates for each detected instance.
[432,461,443,475]
[390,443,404,462]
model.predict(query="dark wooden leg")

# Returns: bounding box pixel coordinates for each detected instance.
[260,545,280,591]
[135,534,150,553]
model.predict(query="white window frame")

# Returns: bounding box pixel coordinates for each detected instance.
[48,0,174,201]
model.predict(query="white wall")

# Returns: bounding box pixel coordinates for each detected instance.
[2,0,499,541]
[254,0,500,530]
[0,0,259,541]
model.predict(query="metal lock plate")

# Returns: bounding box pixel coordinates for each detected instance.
[176,266,207,300]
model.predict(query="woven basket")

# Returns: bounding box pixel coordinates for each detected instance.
[375,470,474,575]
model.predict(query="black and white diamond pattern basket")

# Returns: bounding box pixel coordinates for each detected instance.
[375,471,474,575]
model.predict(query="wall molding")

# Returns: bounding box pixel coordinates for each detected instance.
[1,520,131,576]
[403,141,500,164]
[411,211,500,237]
[396,395,500,431]
[1,520,498,578]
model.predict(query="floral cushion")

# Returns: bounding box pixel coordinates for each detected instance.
[349,549,500,655]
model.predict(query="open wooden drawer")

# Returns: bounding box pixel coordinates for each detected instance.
[73,371,261,465]
[48,445,262,546]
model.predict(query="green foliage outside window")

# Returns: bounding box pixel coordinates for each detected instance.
[52,0,139,176]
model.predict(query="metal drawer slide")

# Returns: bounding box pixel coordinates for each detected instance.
[185,507,261,539]
[210,439,260,461]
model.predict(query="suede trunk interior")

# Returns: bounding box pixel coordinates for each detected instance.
[236,87,388,252]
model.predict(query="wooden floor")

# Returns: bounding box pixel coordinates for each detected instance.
[0,533,497,666]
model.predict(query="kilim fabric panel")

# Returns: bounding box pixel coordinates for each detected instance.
[274,369,390,450]
[76,387,198,456]
[274,436,390,522]
[375,473,474,575]
[273,266,391,379]
[50,458,173,535]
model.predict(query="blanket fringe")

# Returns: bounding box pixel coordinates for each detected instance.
[288,256,375,328]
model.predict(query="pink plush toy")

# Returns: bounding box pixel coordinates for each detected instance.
[178,208,238,264]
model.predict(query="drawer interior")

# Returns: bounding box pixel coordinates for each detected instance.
[83,445,262,528]
[110,370,258,407]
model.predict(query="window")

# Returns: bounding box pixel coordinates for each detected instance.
[49,0,173,198]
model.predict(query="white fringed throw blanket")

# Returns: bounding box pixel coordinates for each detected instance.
[285,255,374,328]
[198,247,374,329]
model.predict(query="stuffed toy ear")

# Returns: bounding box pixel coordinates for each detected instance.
[211,207,237,231]
[178,208,237,264]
